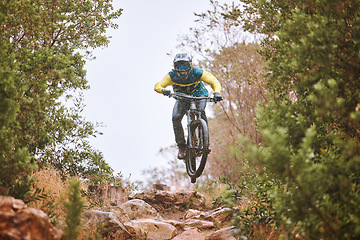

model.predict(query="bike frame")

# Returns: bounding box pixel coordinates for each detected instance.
[170,92,214,150]
[166,92,217,182]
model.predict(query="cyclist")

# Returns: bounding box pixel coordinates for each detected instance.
[154,53,223,159]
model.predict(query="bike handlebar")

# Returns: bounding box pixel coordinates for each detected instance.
[167,92,216,102]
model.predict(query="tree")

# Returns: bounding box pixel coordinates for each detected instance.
[226,0,360,238]
[205,43,267,181]
[0,6,35,196]
[0,0,122,196]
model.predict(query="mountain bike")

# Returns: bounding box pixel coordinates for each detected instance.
[167,92,216,183]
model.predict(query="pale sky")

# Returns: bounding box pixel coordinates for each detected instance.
[83,0,229,182]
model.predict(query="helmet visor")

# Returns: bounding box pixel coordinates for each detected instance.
[175,63,190,71]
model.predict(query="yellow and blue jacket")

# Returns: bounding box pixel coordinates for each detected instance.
[154,67,221,96]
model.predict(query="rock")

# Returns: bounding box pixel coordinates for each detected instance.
[83,210,132,239]
[205,227,237,240]
[83,190,234,239]
[154,190,176,206]
[88,185,128,206]
[132,189,206,211]
[124,219,177,240]
[162,219,185,231]
[184,209,202,219]
[0,196,63,240]
[172,228,205,240]
[184,219,214,229]
[192,207,232,225]
[104,206,130,223]
[174,190,205,210]
[206,208,232,225]
[120,199,162,220]
[131,189,175,210]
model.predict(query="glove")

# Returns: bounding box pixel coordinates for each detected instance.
[214,92,223,103]
[162,89,171,96]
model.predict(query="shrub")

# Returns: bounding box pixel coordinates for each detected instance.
[62,179,85,240]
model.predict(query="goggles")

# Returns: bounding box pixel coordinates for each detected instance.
[175,63,190,71]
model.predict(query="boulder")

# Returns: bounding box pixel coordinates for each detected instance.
[103,205,130,223]
[83,210,132,239]
[124,219,177,240]
[174,190,205,210]
[162,219,185,232]
[120,199,162,220]
[184,219,214,229]
[190,207,232,225]
[131,189,206,211]
[205,227,237,240]
[205,207,232,225]
[88,185,128,206]
[172,228,205,240]
[0,196,63,240]
[131,189,175,210]
[183,209,202,219]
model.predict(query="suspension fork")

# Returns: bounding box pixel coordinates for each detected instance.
[187,101,202,149]
[186,103,194,148]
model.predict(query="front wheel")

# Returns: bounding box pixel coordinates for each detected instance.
[185,118,209,180]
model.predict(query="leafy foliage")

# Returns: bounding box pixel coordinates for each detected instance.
[8,176,49,204]
[0,0,122,198]
[223,0,360,238]
[0,21,35,195]
[213,175,278,238]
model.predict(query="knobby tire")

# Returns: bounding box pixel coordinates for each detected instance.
[185,118,209,180]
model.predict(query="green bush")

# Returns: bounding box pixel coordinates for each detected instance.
[213,174,278,238]
[222,0,360,238]
[62,179,85,240]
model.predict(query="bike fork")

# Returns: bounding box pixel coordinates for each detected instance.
[186,112,193,148]
[187,102,197,148]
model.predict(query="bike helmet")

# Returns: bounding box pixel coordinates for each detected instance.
[173,53,192,80]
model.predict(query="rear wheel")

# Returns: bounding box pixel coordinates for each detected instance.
[185,119,209,180]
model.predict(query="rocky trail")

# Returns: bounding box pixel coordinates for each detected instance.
[122,189,236,240]
[0,187,238,240]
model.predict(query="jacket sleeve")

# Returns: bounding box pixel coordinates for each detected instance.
[154,74,174,94]
[201,71,222,93]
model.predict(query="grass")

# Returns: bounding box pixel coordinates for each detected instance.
[28,166,68,224]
